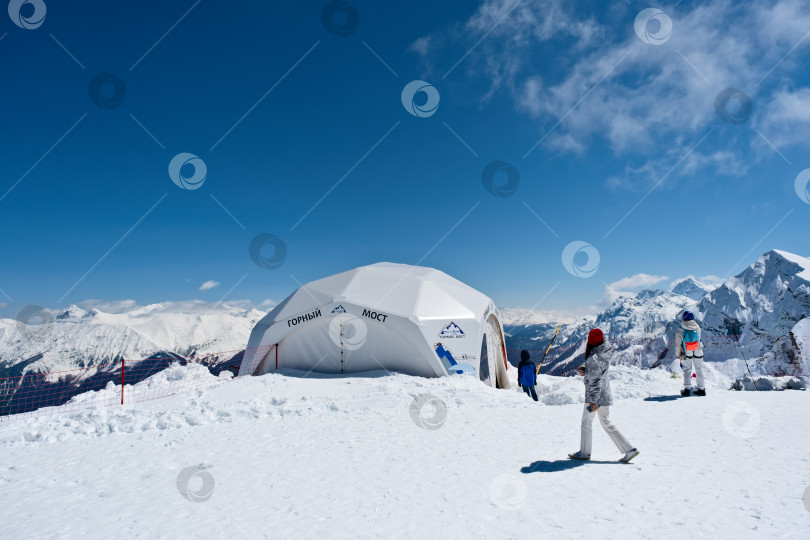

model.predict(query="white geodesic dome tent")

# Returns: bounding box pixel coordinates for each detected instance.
[237,262,510,389]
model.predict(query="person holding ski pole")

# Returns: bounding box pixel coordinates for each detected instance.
[517,349,538,401]
[569,329,639,463]
[676,311,706,396]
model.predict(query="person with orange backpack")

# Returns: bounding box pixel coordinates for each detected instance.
[676,311,706,396]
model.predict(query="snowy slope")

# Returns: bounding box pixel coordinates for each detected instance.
[1,365,808,538]
[695,250,810,370]
[698,250,810,342]
[790,317,810,365]
[774,250,810,281]
[671,276,715,301]
[505,289,695,374]
[554,289,696,372]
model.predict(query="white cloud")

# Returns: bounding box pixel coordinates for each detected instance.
[757,87,810,151]
[409,36,431,58]
[199,280,221,291]
[698,275,723,287]
[413,0,810,186]
[78,299,138,313]
[76,299,274,315]
[609,273,669,290]
[602,273,669,304]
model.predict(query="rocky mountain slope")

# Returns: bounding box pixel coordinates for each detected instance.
[504,250,809,378]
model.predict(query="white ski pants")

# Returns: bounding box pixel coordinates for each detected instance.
[580,405,634,456]
[681,354,705,390]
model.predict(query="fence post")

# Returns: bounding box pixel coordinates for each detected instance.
[121,359,125,405]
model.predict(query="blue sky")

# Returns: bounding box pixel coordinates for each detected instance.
[1,0,809,318]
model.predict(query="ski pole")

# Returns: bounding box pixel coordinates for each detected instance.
[732,331,758,391]
[537,324,562,375]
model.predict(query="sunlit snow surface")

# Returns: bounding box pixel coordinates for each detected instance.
[1,364,808,538]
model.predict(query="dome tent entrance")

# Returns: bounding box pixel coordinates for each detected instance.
[238,263,510,389]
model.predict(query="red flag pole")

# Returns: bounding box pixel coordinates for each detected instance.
[121,360,125,405]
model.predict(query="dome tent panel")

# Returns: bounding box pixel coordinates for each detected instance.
[268,287,334,322]
[414,280,477,321]
[340,314,439,376]
[272,317,341,374]
[327,272,423,317]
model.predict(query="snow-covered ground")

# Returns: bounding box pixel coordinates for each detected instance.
[1,365,809,538]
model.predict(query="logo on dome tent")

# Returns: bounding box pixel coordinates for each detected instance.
[439,322,465,338]
[435,343,475,375]
[331,305,346,314]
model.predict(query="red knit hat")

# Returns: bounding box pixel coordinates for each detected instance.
[587,328,604,346]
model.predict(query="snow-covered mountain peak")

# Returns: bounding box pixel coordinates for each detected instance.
[768,249,810,280]
[696,249,810,363]
[595,288,693,332]
[635,288,666,301]
[55,305,91,320]
[744,249,809,282]
[671,277,714,301]
[718,249,810,306]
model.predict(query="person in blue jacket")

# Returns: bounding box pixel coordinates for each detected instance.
[517,349,538,401]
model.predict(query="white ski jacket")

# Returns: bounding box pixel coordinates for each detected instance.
[582,341,614,406]
[675,320,702,358]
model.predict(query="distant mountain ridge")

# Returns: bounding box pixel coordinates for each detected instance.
[0,302,267,416]
[0,303,265,380]
[503,250,810,378]
[1,251,807,388]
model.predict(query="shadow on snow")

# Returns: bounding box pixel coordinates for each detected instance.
[643,395,685,402]
[521,459,623,473]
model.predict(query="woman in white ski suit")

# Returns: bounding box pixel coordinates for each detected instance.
[570,329,638,462]
[675,313,705,394]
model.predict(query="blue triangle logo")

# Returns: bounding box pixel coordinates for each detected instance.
[440,322,465,337]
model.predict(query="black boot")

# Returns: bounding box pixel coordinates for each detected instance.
[694,388,706,396]
[680,388,691,396]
